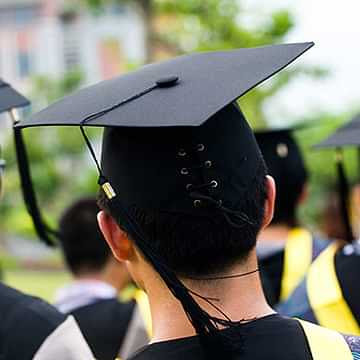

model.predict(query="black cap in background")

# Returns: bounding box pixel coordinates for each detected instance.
[315,114,360,243]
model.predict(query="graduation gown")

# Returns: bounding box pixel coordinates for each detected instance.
[69,298,135,360]
[277,243,360,335]
[68,292,151,360]
[128,314,360,360]
[0,283,93,359]
[258,228,328,306]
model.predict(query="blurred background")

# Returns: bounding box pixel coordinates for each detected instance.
[0,0,359,301]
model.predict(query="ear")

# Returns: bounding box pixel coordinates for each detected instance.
[97,211,134,262]
[262,175,276,229]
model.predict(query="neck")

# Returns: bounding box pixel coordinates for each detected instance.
[257,223,293,246]
[145,251,274,342]
[75,260,129,293]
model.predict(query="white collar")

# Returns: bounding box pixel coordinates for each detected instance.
[54,279,117,314]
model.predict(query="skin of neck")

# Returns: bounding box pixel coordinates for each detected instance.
[131,248,274,343]
[257,223,292,246]
[74,257,131,293]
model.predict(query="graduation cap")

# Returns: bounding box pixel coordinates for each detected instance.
[0,79,29,114]
[255,128,308,226]
[0,79,56,246]
[15,43,314,355]
[0,79,28,198]
[315,114,360,243]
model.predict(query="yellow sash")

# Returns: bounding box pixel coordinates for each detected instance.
[134,289,153,337]
[299,319,353,359]
[307,243,360,335]
[280,228,313,301]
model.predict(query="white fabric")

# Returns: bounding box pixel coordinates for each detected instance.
[256,243,285,260]
[33,316,94,360]
[119,306,149,359]
[54,280,117,313]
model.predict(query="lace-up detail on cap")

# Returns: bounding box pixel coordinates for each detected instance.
[177,143,254,228]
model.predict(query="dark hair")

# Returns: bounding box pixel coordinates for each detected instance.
[59,197,111,275]
[98,162,268,278]
[271,165,307,227]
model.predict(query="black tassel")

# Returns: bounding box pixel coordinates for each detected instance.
[13,127,58,246]
[105,190,242,359]
[336,149,354,243]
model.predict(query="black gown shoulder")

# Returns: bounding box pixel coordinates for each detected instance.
[0,282,66,359]
[69,298,135,360]
[335,250,360,323]
[129,315,313,360]
[259,250,284,305]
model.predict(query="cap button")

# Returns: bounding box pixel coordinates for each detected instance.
[156,76,179,88]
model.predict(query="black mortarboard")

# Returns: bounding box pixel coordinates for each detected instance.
[255,128,307,181]
[315,114,360,243]
[255,129,307,226]
[0,79,29,113]
[316,114,360,149]
[0,79,56,246]
[16,43,314,355]
[18,43,313,129]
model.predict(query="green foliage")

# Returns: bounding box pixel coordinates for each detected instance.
[31,70,84,106]
[81,0,324,128]
[0,0,339,240]
[0,70,101,238]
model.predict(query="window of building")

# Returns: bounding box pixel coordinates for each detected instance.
[16,32,32,79]
[18,51,31,78]
[63,23,81,71]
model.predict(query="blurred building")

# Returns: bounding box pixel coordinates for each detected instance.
[0,0,146,92]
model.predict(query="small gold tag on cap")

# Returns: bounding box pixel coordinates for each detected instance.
[102,182,116,199]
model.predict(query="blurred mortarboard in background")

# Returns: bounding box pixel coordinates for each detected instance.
[255,128,307,181]
[315,114,360,149]
[15,42,314,350]
[0,78,56,246]
[0,79,29,114]
[314,114,360,243]
[0,78,29,198]
[255,128,308,226]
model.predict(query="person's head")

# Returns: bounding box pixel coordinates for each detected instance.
[255,129,308,228]
[321,188,348,242]
[97,104,275,285]
[59,197,130,289]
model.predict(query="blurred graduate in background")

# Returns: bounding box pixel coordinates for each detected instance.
[278,114,360,336]
[255,129,328,306]
[55,197,150,360]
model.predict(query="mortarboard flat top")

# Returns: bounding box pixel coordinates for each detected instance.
[16,42,314,130]
[315,114,360,148]
[0,79,30,113]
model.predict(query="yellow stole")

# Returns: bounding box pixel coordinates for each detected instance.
[306,243,360,335]
[280,227,313,301]
[299,319,353,359]
[134,289,152,337]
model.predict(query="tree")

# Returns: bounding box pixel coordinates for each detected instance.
[82,0,325,127]
[1,1,327,238]
[0,70,100,237]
